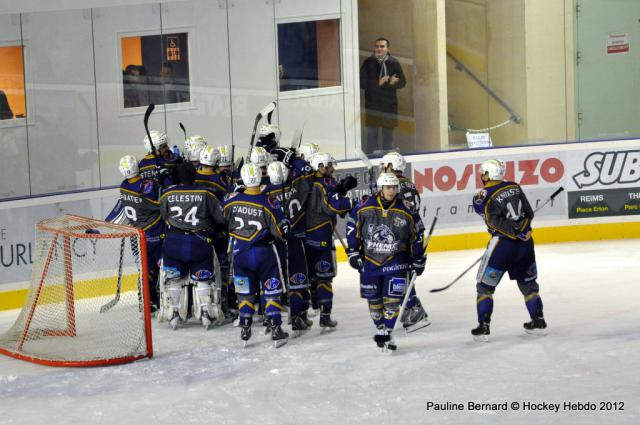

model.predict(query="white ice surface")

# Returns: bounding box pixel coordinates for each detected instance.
[1,239,639,425]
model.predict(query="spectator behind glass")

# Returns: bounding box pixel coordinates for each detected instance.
[359,37,406,154]
[0,89,14,120]
[123,64,150,108]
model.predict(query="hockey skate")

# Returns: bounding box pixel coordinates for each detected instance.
[319,311,337,334]
[291,315,310,338]
[300,310,314,328]
[373,325,386,349]
[402,304,431,333]
[269,322,289,348]
[523,317,547,336]
[471,322,490,342]
[240,318,253,348]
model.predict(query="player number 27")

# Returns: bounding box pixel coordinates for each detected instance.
[170,206,199,226]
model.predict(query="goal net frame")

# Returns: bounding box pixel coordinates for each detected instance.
[0,214,153,367]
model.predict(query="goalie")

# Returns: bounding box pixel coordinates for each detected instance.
[158,162,226,330]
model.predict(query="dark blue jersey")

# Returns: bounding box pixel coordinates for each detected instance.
[107,176,163,240]
[472,180,534,240]
[346,193,424,276]
[222,190,286,254]
[195,169,230,202]
[305,175,352,249]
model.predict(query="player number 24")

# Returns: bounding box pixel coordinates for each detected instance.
[170,206,200,226]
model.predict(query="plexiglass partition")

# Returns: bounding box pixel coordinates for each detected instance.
[0,0,638,199]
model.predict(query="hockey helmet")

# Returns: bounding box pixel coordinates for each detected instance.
[381,151,406,173]
[250,146,271,168]
[267,161,288,185]
[241,163,262,188]
[143,130,168,152]
[376,172,399,188]
[199,145,220,167]
[217,145,233,167]
[479,159,506,181]
[118,155,139,179]
[185,135,207,162]
[298,143,319,160]
[310,152,335,171]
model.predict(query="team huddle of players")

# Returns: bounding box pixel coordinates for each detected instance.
[107,125,547,350]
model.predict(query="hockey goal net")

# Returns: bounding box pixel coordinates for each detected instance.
[0,214,153,366]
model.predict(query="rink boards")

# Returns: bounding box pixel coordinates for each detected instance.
[1,138,639,310]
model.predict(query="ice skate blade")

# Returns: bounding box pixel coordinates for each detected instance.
[291,329,308,339]
[473,334,489,342]
[524,328,548,336]
[273,339,288,349]
[243,340,249,348]
[404,320,431,334]
[319,326,337,334]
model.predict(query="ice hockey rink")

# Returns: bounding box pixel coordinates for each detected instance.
[0,238,639,425]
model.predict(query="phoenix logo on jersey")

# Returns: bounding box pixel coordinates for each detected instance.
[365,224,399,254]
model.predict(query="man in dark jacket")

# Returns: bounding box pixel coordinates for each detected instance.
[0,90,14,120]
[359,37,406,154]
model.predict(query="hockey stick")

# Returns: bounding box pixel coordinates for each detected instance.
[391,215,438,335]
[143,104,158,168]
[333,228,348,252]
[179,122,187,139]
[100,237,127,313]
[247,101,277,160]
[429,186,565,293]
[355,148,376,196]
[292,122,307,150]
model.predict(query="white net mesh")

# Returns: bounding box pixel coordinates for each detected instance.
[0,214,152,366]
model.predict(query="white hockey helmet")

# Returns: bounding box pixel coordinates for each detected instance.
[310,152,335,171]
[118,155,139,179]
[298,143,319,160]
[376,172,399,188]
[143,130,168,152]
[217,145,233,167]
[381,151,406,173]
[267,161,288,185]
[479,159,506,181]
[199,145,220,167]
[250,146,271,168]
[240,163,262,188]
[185,136,207,162]
[258,124,282,143]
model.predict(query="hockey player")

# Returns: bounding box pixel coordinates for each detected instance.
[380,151,428,331]
[305,152,355,330]
[159,162,226,330]
[298,143,319,162]
[346,172,425,351]
[216,145,234,178]
[471,159,547,341]
[255,124,281,153]
[223,163,289,347]
[105,155,163,311]
[139,130,182,186]
[183,135,207,167]
[249,146,272,185]
[265,160,314,334]
[195,146,235,317]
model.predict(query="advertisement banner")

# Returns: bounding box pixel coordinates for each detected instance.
[0,194,117,286]
[410,153,567,230]
[566,149,640,218]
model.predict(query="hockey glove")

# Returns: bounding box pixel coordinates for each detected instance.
[347,250,363,271]
[278,219,290,238]
[337,175,358,196]
[412,256,427,276]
